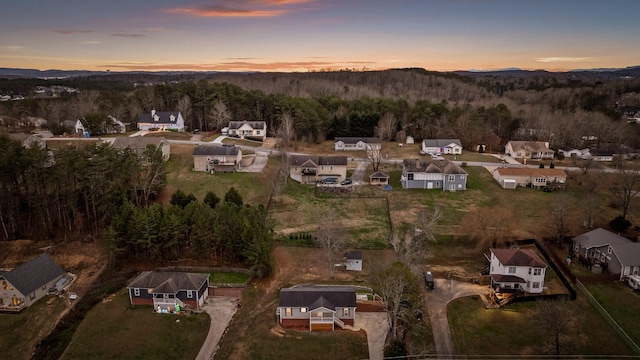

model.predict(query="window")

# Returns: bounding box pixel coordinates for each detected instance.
[300,307,307,313]
[527,281,530,288]
[343,308,349,317]
[532,282,540,289]
[574,243,579,252]
[448,175,455,182]
[601,253,606,262]
[187,290,193,299]
[408,173,414,180]
[528,268,531,275]
[508,267,516,274]
[134,288,140,296]
[30,293,36,300]
[534,268,542,275]
[286,307,292,316]
[608,246,612,254]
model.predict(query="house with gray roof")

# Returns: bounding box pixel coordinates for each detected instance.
[401,158,467,190]
[334,137,382,151]
[111,136,170,161]
[192,144,242,173]
[0,254,65,312]
[127,271,209,312]
[137,110,185,132]
[573,228,640,280]
[421,139,463,155]
[7,133,46,149]
[277,284,356,331]
[227,121,267,141]
[289,155,348,184]
[487,248,547,294]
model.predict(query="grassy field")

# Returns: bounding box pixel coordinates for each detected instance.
[210,271,251,284]
[584,282,640,346]
[0,296,69,360]
[448,295,634,356]
[61,289,210,360]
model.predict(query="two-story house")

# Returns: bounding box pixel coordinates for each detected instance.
[505,141,554,160]
[400,158,467,191]
[289,155,348,184]
[277,284,356,331]
[227,121,267,141]
[137,110,185,132]
[192,144,242,173]
[487,248,547,294]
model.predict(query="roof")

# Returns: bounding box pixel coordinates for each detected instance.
[0,254,64,295]
[111,136,166,151]
[494,168,567,178]
[127,271,208,293]
[402,158,467,175]
[227,121,266,130]
[369,171,389,179]
[491,248,547,268]
[573,228,640,266]
[422,139,462,148]
[138,111,181,124]
[289,155,347,167]
[279,285,356,310]
[491,274,526,283]
[334,137,381,144]
[7,133,31,142]
[506,141,552,153]
[344,251,363,260]
[192,144,240,156]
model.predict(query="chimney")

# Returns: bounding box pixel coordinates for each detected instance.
[151,109,156,116]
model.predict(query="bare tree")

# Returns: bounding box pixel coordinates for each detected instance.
[210,100,231,130]
[276,112,295,149]
[177,95,192,130]
[367,143,384,172]
[395,205,442,269]
[269,152,289,206]
[70,90,99,118]
[376,112,397,141]
[548,193,573,244]
[315,213,348,278]
[608,163,640,220]
[572,157,596,174]
[375,261,421,340]
[534,298,580,356]
[462,208,514,251]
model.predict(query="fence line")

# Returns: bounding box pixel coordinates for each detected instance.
[575,280,640,355]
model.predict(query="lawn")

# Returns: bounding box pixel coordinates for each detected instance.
[61,289,210,360]
[583,282,640,346]
[209,271,251,284]
[0,296,69,360]
[448,295,634,356]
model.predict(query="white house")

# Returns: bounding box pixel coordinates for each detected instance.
[344,251,362,271]
[504,141,554,160]
[137,110,185,132]
[227,121,267,141]
[334,137,382,151]
[487,248,547,294]
[421,139,463,155]
[558,147,590,159]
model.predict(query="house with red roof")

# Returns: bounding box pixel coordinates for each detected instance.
[487,248,548,294]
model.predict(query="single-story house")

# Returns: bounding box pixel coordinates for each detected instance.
[289,155,348,184]
[137,110,185,132]
[0,254,65,312]
[487,248,547,294]
[401,158,467,191]
[334,137,382,151]
[558,147,590,159]
[111,136,171,161]
[7,133,46,149]
[492,168,567,189]
[277,284,356,331]
[369,171,389,186]
[421,139,463,155]
[192,144,242,173]
[505,141,554,160]
[572,228,640,280]
[590,148,614,162]
[127,271,209,312]
[344,251,363,271]
[74,118,90,137]
[227,121,267,141]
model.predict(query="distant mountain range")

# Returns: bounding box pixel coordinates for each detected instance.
[0,65,639,80]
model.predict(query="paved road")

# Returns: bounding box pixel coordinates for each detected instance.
[424,279,487,357]
[195,296,239,360]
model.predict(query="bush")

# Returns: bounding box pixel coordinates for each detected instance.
[384,339,408,357]
[610,215,631,232]
[461,162,468,167]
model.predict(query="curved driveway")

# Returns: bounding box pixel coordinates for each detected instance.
[195,296,239,360]
[424,279,487,357]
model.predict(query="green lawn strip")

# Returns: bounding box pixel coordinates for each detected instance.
[0,296,68,360]
[215,285,369,360]
[222,137,263,147]
[61,289,209,360]
[584,282,640,345]
[448,295,633,356]
[209,272,251,284]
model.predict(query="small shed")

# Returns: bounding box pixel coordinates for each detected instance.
[369,171,390,186]
[344,251,363,271]
[501,179,517,189]
[406,136,414,144]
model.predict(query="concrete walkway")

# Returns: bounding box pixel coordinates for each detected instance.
[423,279,487,357]
[195,296,240,360]
[354,312,389,360]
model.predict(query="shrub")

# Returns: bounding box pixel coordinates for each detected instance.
[610,215,631,232]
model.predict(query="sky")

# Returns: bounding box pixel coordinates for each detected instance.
[1,0,639,73]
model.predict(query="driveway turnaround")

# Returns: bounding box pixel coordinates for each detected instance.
[355,312,389,360]
[195,296,239,360]
[424,279,486,357]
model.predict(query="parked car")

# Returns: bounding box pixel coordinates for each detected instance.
[193,129,200,134]
[341,178,353,186]
[320,177,338,184]
[419,150,427,156]
[425,271,435,290]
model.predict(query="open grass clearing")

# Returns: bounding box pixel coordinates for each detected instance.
[0,296,69,360]
[144,131,192,140]
[448,295,634,356]
[61,289,209,360]
[221,137,264,147]
[209,271,251,284]
[583,281,640,345]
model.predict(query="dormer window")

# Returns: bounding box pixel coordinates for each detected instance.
[170,115,175,122]
[153,115,159,122]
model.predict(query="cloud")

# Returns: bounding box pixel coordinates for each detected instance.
[2,46,25,51]
[81,41,103,45]
[535,57,597,63]
[164,0,314,18]
[53,30,94,35]
[111,33,146,38]
[100,60,374,72]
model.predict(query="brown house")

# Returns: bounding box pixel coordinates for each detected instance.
[492,167,567,189]
[289,155,348,184]
[192,144,242,173]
